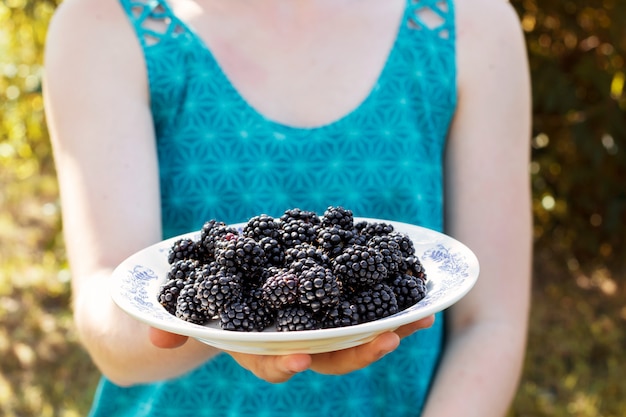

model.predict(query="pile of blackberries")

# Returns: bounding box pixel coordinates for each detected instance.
[158,207,427,332]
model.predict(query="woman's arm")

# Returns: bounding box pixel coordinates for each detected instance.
[44,0,221,386]
[421,1,532,415]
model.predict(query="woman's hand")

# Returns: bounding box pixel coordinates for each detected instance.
[149,315,435,383]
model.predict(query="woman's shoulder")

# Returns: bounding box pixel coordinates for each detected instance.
[45,0,148,109]
[454,0,523,37]
[453,0,527,86]
[47,0,134,50]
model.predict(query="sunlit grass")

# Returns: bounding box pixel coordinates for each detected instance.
[0,171,100,416]
[510,257,626,417]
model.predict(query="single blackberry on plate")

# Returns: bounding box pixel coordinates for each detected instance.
[257,236,285,267]
[158,277,187,314]
[243,287,275,330]
[367,235,403,274]
[332,245,387,289]
[219,293,274,332]
[234,236,267,273]
[215,234,266,275]
[276,306,319,331]
[284,243,330,270]
[199,220,239,259]
[239,268,266,294]
[321,300,360,329]
[355,221,394,240]
[194,265,243,318]
[351,283,398,324]
[278,218,319,249]
[297,264,341,313]
[167,238,202,264]
[346,232,368,248]
[321,206,354,230]
[257,265,287,283]
[400,255,427,281]
[279,208,321,225]
[175,282,209,324]
[316,226,355,258]
[261,269,300,310]
[166,259,200,282]
[388,231,416,258]
[213,233,240,274]
[389,273,427,310]
[243,214,280,241]
[219,301,256,331]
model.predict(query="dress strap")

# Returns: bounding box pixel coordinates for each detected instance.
[406,0,454,40]
[119,0,185,47]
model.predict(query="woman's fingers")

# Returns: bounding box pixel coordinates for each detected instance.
[305,316,435,375]
[394,314,436,339]
[227,332,400,383]
[153,315,435,382]
[228,352,312,383]
[308,331,400,375]
[149,327,189,348]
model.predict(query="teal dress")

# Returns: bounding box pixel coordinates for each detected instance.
[91,0,457,415]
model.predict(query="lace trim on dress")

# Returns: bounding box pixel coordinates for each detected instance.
[127,0,184,46]
[408,0,451,39]
[127,0,453,47]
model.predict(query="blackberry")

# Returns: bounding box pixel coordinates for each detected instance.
[243,214,280,241]
[276,306,319,331]
[297,265,341,313]
[279,208,321,225]
[219,301,257,331]
[288,257,325,276]
[390,273,427,310]
[261,269,300,310]
[321,300,360,328]
[321,206,354,230]
[194,265,243,318]
[219,293,273,332]
[351,283,398,323]
[215,234,266,275]
[316,226,355,258]
[257,237,285,267]
[367,235,403,274]
[401,255,427,281]
[199,220,239,259]
[166,259,199,282]
[284,243,330,270]
[332,245,387,288]
[175,282,209,324]
[158,277,187,314]
[167,238,202,264]
[233,236,267,273]
[388,231,416,258]
[355,221,394,239]
[278,218,319,249]
[346,232,368,248]
[243,287,275,330]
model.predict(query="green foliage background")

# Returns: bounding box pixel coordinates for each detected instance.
[0,1,624,416]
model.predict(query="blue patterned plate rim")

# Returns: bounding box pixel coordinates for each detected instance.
[111,218,479,352]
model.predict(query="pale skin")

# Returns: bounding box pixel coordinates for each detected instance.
[44,0,531,415]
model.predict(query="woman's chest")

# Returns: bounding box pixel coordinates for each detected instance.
[164,0,407,127]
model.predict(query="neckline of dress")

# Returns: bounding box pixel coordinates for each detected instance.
[154,0,410,132]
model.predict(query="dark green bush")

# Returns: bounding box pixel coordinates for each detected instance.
[512,0,626,274]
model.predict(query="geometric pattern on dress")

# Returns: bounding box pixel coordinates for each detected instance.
[90,0,457,415]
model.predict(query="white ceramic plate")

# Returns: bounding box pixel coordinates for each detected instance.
[111,218,479,355]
